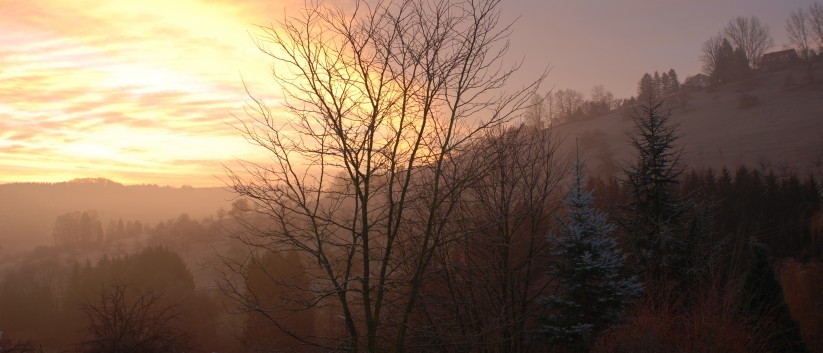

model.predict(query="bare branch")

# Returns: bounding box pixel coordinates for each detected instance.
[221,0,546,352]
[724,16,774,69]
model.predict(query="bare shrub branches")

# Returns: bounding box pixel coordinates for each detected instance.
[78,284,191,353]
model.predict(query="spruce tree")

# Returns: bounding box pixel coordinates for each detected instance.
[539,156,642,351]
[739,242,808,353]
[637,73,655,103]
[660,72,671,96]
[712,39,751,84]
[667,68,680,92]
[652,71,662,97]
[623,90,688,282]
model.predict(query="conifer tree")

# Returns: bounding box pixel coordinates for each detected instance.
[637,73,655,103]
[660,72,671,96]
[539,155,642,351]
[623,90,688,282]
[667,69,680,92]
[653,71,662,96]
[712,39,750,84]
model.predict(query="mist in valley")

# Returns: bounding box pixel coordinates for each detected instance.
[2,1,823,353]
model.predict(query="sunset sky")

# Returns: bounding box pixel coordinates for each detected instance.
[0,0,812,186]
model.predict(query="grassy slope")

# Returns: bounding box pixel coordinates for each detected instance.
[550,65,823,179]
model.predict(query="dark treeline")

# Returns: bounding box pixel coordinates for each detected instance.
[0,200,254,352]
[685,167,821,260]
[3,1,823,352]
[588,166,822,260]
[0,246,233,352]
[0,178,231,253]
[52,210,226,248]
[2,122,822,352]
[590,167,822,352]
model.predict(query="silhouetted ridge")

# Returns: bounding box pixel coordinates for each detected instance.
[63,177,123,186]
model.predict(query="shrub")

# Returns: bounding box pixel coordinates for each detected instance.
[779,260,823,353]
[592,283,772,353]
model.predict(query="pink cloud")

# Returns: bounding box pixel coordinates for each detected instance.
[0,0,301,186]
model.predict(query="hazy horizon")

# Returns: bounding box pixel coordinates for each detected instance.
[1,1,821,352]
[1,0,816,186]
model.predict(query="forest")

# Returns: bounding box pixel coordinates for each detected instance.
[2,0,823,352]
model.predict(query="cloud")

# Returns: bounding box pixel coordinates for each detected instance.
[0,0,286,186]
[6,132,40,142]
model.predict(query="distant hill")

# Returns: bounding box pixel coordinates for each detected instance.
[0,179,234,253]
[3,67,821,254]
[550,65,823,179]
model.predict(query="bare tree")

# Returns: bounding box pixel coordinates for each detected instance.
[545,93,556,126]
[808,2,823,49]
[787,8,816,82]
[553,89,585,123]
[413,126,565,353]
[591,84,615,111]
[523,93,552,129]
[78,284,191,353]
[220,0,543,352]
[701,33,726,76]
[724,16,774,69]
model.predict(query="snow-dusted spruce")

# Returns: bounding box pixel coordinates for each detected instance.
[538,157,642,350]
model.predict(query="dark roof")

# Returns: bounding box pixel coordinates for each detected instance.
[760,49,799,63]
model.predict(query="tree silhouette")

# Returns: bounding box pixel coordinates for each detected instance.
[410,126,564,352]
[622,89,688,283]
[221,0,542,351]
[241,250,316,351]
[724,16,774,69]
[78,284,192,353]
[787,7,816,83]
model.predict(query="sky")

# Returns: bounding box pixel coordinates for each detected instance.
[0,0,815,186]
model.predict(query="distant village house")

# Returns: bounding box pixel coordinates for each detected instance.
[759,49,799,71]
[683,73,710,89]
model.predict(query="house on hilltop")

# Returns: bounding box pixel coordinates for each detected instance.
[683,73,710,89]
[759,49,799,71]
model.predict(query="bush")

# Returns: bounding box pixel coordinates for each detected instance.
[592,284,772,353]
[779,260,823,353]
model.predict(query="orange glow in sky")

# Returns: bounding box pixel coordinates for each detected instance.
[1,0,806,186]
[0,0,296,186]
